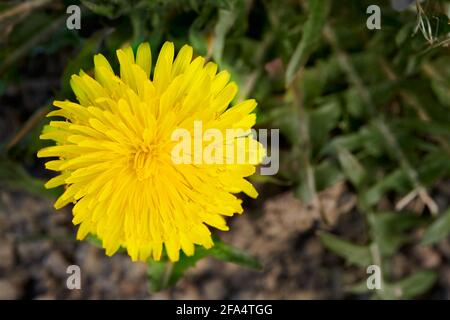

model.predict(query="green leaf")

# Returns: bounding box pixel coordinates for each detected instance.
[431,80,450,108]
[248,174,291,186]
[212,8,238,65]
[264,104,298,145]
[210,239,262,270]
[285,0,331,85]
[294,167,316,204]
[188,29,208,56]
[352,270,438,299]
[417,150,450,186]
[314,160,344,191]
[147,260,169,293]
[369,212,426,257]
[0,158,59,198]
[309,99,341,149]
[422,208,450,245]
[318,231,372,268]
[347,280,370,295]
[362,169,409,207]
[86,234,103,247]
[147,247,210,293]
[324,125,384,157]
[298,68,327,106]
[81,0,129,19]
[380,270,438,299]
[344,83,397,119]
[146,238,261,292]
[168,249,209,284]
[336,147,366,189]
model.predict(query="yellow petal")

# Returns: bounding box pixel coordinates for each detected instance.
[136,42,151,77]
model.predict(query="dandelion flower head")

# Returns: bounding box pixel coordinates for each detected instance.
[38,42,265,262]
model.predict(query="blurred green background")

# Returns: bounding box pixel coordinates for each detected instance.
[0,0,450,299]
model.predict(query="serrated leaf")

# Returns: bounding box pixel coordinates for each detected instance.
[298,68,327,106]
[147,247,210,293]
[309,99,341,150]
[248,174,291,186]
[362,169,409,207]
[344,83,397,119]
[417,150,450,186]
[210,239,262,270]
[146,238,261,292]
[324,125,384,157]
[314,160,344,191]
[431,80,450,108]
[380,270,437,299]
[352,270,438,299]
[422,208,450,245]
[168,250,210,284]
[318,231,372,268]
[265,104,299,145]
[286,0,331,85]
[81,0,119,19]
[369,212,426,257]
[347,280,371,295]
[336,147,366,189]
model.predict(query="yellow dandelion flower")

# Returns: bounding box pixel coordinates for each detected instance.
[37,42,265,262]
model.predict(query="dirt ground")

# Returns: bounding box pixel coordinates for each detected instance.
[1,182,449,300]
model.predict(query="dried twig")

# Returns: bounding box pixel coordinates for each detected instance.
[0,15,65,75]
[5,106,49,151]
[0,0,51,23]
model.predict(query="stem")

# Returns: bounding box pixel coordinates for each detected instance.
[290,75,326,222]
[161,262,173,289]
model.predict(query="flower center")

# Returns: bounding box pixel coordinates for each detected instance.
[132,143,160,180]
